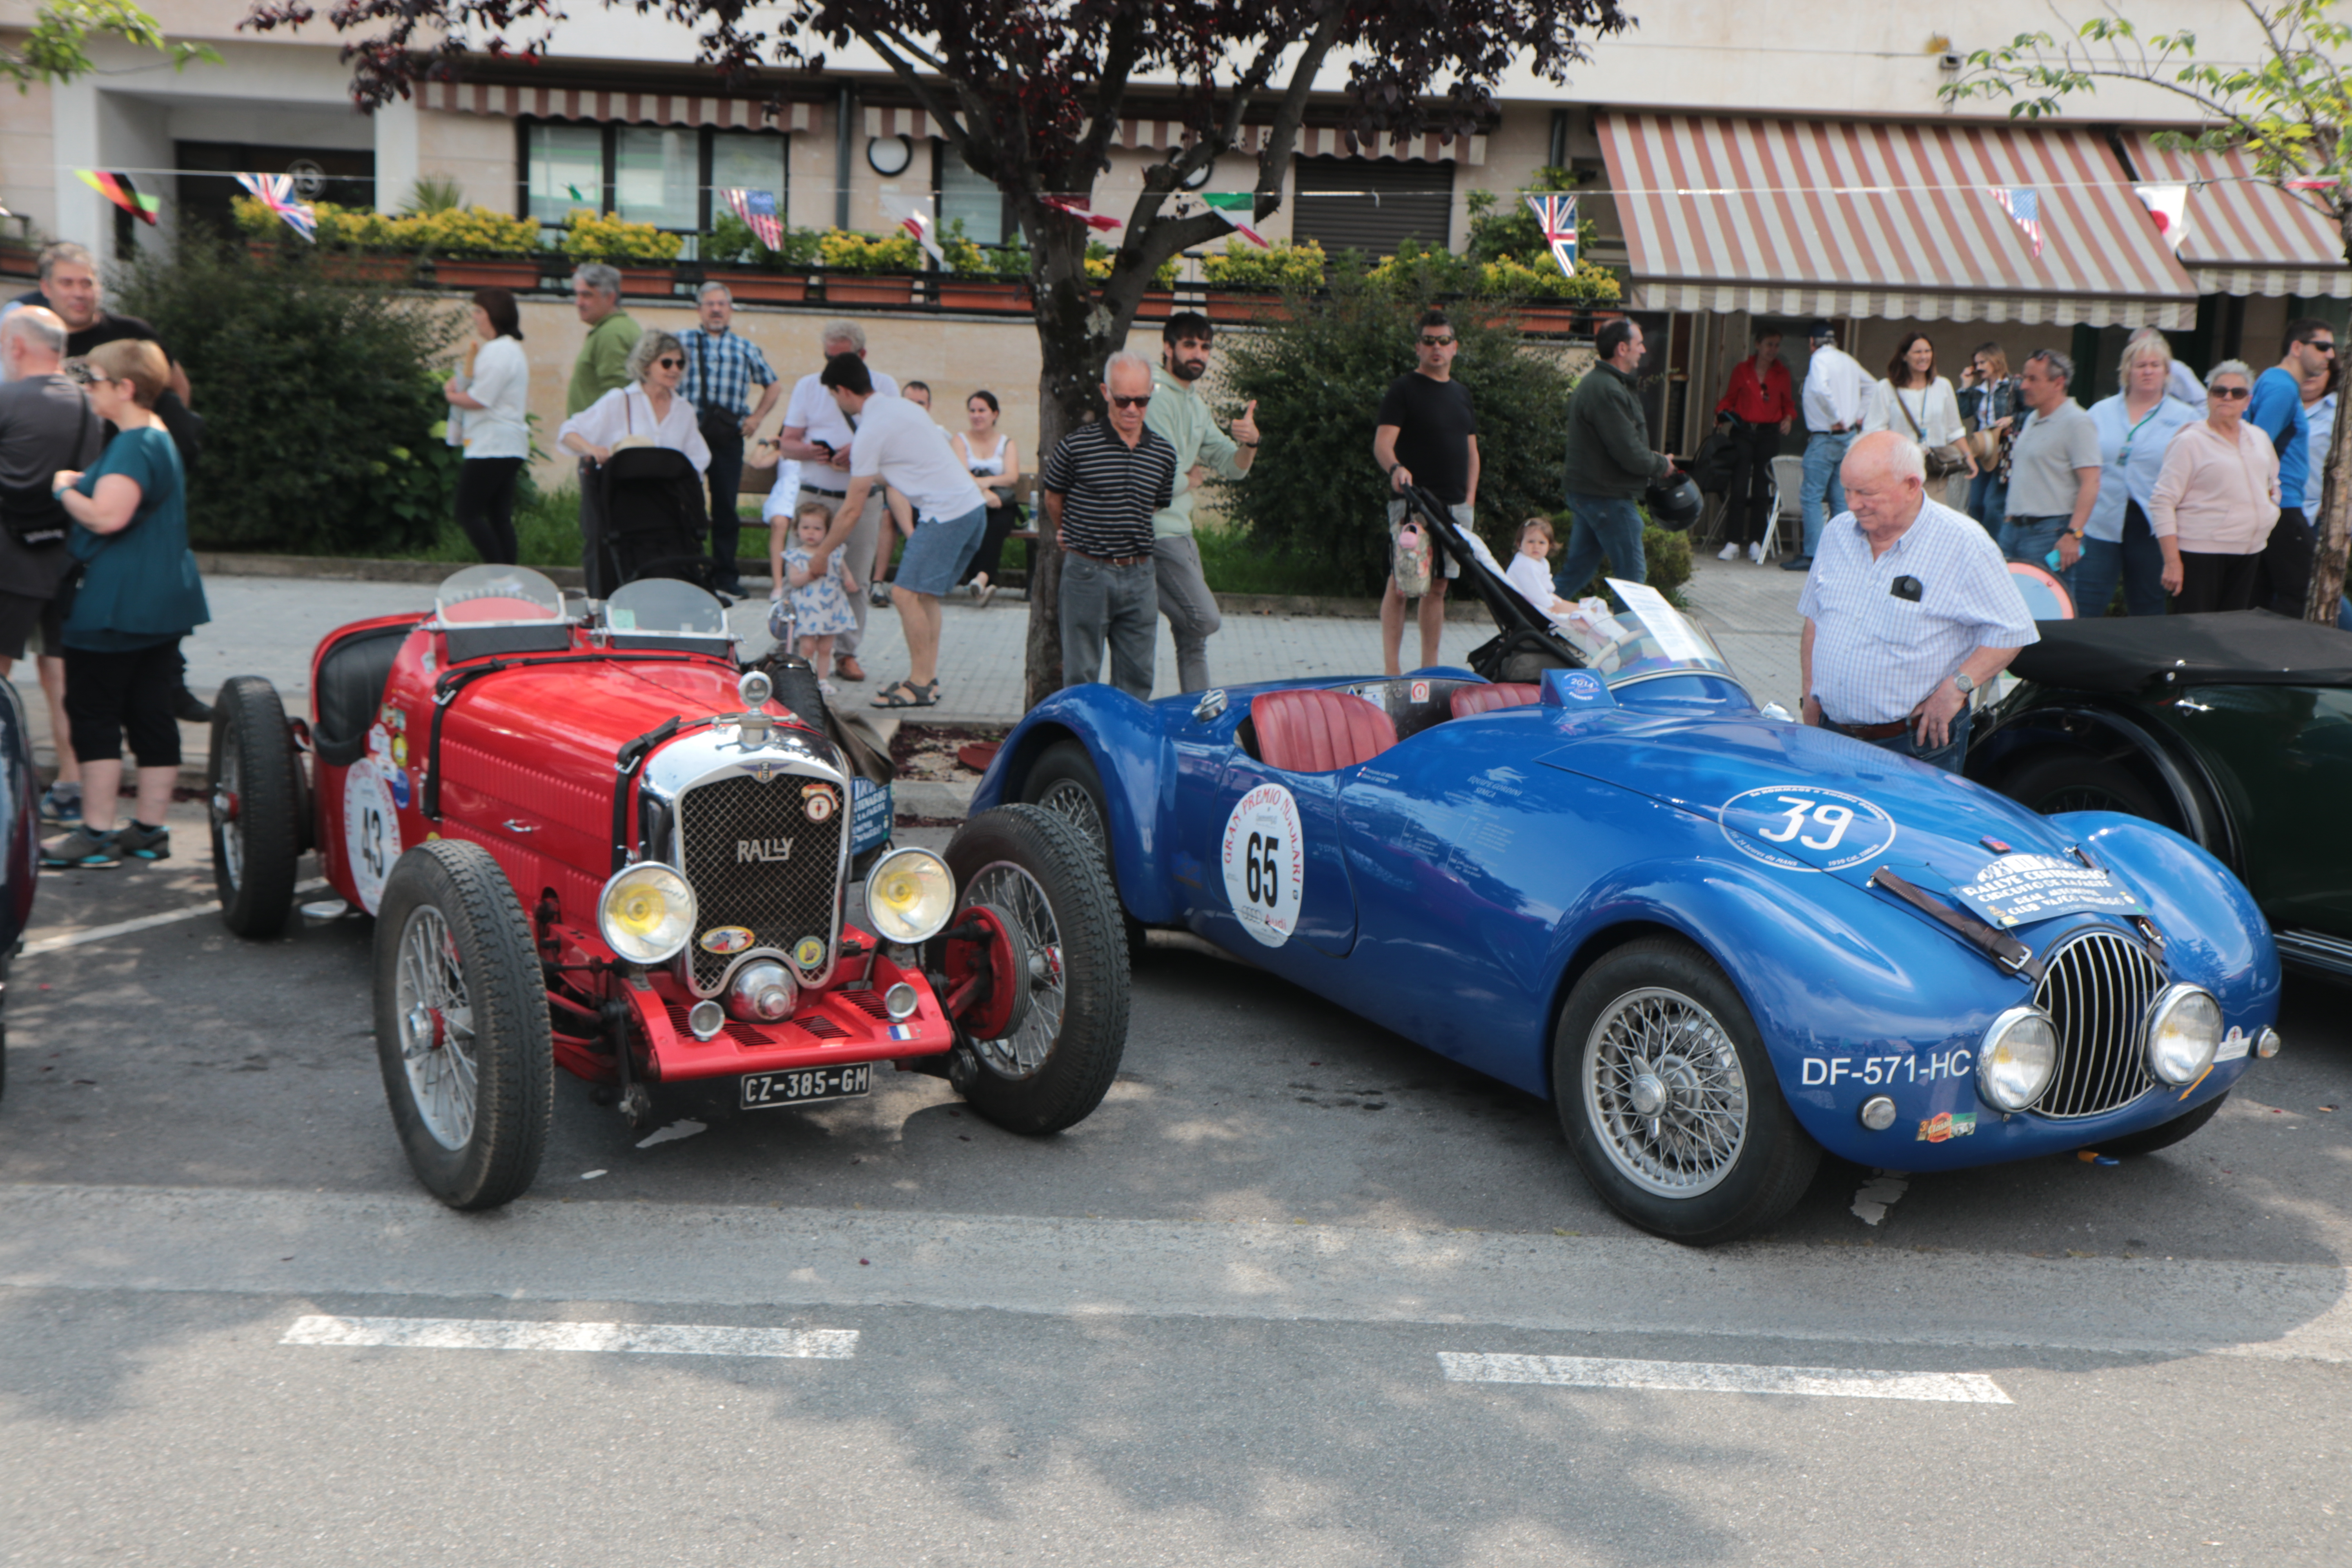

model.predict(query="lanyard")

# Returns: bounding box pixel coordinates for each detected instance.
[2116,401,2163,466]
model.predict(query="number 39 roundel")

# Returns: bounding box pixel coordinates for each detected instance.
[343,757,403,914]
[1221,783,1305,947]
[1718,784,1895,874]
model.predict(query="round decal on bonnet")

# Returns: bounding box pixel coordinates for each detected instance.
[1221,784,1304,947]
[1719,784,1896,873]
[342,758,401,914]
[700,926,755,955]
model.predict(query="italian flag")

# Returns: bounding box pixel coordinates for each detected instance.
[1202,192,1269,248]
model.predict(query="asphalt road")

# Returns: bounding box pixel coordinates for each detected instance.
[3,800,2347,1565]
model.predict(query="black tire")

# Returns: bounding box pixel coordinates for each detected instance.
[940,804,1129,1134]
[372,839,554,1209]
[209,675,302,938]
[2095,1092,2228,1158]
[1999,749,2171,828]
[1553,936,1821,1246]
[1020,738,1146,952]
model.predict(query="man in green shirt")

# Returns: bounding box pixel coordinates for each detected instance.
[1144,312,1258,693]
[566,263,640,594]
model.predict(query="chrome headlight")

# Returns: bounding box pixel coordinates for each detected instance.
[2143,984,2222,1085]
[598,862,698,965]
[728,960,797,1022]
[1978,1006,2059,1112]
[863,848,955,945]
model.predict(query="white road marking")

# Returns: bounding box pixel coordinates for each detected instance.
[21,880,328,956]
[281,1314,857,1359]
[1439,1352,2010,1404]
[636,1118,707,1149]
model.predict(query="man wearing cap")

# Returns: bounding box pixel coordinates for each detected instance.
[1785,319,1867,572]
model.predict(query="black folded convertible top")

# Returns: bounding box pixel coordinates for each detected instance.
[2008,609,2352,692]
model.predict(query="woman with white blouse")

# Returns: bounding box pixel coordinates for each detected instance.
[1862,332,1976,508]
[2148,361,2280,613]
[442,287,531,564]
[556,330,711,474]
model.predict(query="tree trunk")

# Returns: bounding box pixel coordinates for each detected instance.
[2307,333,2352,626]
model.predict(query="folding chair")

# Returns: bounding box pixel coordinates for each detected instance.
[1766,454,1808,561]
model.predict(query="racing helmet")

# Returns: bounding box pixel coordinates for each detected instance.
[1644,471,1703,532]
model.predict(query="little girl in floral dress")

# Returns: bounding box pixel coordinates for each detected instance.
[779,501,860,674]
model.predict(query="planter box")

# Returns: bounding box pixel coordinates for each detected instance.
[822,274,919,306]
[619,266,679,298]
[0,246,35,278]
[936,278,1028,311]
[1135,290,1176,320]
[431,257,541,290]
[709,270,811,303]
[1205,291,1287,324]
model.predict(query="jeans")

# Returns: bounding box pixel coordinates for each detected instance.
[1555,491,1648,599]
[1060,553,1158,701]
[1799,430,1856,555]
[1998,514,2069,566]
[1153,534,1223,693]
[1855,709,1972,775]
[2069,499,2167,618]
[702,425,746,586]
[1722,421,1779,546]
[1964,471,2008,537]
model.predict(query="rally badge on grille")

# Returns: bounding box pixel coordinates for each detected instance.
[794,936,827,969]
[802,782,838,823]
[700,926,755,955]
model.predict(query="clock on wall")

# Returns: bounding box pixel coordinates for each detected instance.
[867,135,913,176]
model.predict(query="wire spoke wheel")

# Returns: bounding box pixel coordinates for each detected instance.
[962,860,1065,1080]
[394,906,481,1150]
[1584,987,1750,1198]
[1036,779,1108,860]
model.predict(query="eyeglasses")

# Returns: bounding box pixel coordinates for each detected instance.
[1420,335,1456,347]
[655,356,684,369]
[2210,385,2252,399]
[1110,394,1152,409]
[2313,341,2339,354]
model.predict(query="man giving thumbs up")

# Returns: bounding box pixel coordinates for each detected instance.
[1148,310,1263,694]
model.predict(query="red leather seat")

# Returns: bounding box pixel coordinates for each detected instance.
[1251,688,1398,773]
[1449,682,1542,719]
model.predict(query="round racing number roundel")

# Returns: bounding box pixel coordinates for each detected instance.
[1221,784,1304,947]
[1719,784,1896,873]
[343,758,402,913]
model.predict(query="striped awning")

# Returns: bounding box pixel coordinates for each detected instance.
[864,105,941,140]
[1598,113,2198,327]
[1112,120,1276,155]
[421,81,816,132]
[2118,131,2350,299]
[1294,126,1485,165]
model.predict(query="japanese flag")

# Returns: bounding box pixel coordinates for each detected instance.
[2134,183,2190,253]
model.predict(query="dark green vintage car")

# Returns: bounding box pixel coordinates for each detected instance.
[1967,611,2352,982]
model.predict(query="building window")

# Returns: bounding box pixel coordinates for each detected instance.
[1291,156,1455,259]
[521,122,789,233]
[936,145,1005,245]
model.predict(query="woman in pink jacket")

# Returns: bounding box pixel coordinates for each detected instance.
[2149,360,2280,613]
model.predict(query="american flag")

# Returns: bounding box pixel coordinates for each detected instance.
[720,188,784,251]
[1524,192,1579,275]
[1986,186,2042,258]
[233,172,315,242]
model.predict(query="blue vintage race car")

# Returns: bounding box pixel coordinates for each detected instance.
[971,492,2284,1243]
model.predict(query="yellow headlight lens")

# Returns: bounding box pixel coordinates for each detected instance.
[597,863,698,965]
[862,848,955,945]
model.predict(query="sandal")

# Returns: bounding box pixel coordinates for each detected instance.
[871,679,939,709]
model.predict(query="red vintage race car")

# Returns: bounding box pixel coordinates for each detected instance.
[208,566,1128,1209]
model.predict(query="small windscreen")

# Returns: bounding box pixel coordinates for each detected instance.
[1559,578,1737,686]
[434,565,567,626]
[604,579,729,639]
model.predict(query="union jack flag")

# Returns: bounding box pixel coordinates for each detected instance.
[721,187,784,252]
[1986,185,2042,258]
[233,172,315,242]
[1524,192,1579,275]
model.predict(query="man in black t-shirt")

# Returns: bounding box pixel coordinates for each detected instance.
[1372,308,1479,676]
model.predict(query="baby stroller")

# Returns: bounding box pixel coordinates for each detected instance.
[597,446,723,596]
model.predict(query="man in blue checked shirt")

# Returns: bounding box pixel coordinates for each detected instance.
[680,283,782,595]
[1798,432,2037,773]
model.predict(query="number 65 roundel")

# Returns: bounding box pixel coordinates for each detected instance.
[1221,783,1305,947]
[1717,784,1896,874]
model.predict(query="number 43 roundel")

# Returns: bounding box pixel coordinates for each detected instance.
[1221,783,1305,947]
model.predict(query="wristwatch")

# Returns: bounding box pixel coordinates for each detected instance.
[1952,672,1977,695]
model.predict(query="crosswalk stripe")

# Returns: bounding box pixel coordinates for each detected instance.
[1438,1352,2010,1404]
[281,1314,857,1359]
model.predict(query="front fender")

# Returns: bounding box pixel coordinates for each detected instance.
[2066,810,2280,1022]
[971,688,1182,924]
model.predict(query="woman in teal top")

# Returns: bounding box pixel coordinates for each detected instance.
[40,338,209,869]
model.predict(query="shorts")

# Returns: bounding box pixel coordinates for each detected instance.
[0,590,64,662]
[64,637,183,769]
[892,503,989,597]
[1388,499,1466,580]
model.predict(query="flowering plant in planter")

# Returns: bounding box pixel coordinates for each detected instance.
[1201,239,1325,291]
[423,207,541,258]
[558,209,682,264]
[1084,240,1179,289]
[706,211,824,269]
[818,229,926,273]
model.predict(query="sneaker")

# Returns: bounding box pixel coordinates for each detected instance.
[172,685,214,724]
[1779,554,1814,572]
[1748,541,1766,564]
[1716,542,1741,561]
[40,825,118,869]
[112,820,171,862]
[38,785,81,827]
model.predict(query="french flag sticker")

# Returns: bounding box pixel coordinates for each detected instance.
[888,1024,918,1041]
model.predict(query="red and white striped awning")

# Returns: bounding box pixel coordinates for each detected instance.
[1598,113,2198,328]
[2119,131,2350,299]
[1293,126,1485,165]
[1111,120,1277,155]
[419,81,816,132]
[864,105,942,140]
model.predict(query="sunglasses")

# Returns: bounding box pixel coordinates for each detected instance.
[1110,394,1152,409]
[1420,335,1456,347]
[2313,341,2339,354]
[2210,385,2251,399]
[655,356,684,369]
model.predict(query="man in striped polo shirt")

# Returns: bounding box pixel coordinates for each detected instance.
[1043,352,1178,701]
[1799,431,2036,772]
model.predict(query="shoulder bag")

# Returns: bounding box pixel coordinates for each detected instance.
[1964,379,2012,469]
[1892,383,1969,478]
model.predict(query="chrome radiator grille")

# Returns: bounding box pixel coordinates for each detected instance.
[675,773,843,993]
[2031,929,2165,1118]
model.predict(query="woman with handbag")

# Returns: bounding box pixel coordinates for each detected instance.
[1862,332,1975,508]
[950,390,1023,605]
[1958,343,2019,533]
[39,338,209,869]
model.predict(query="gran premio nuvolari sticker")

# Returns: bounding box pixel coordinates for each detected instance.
[1221,783,1303,947]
